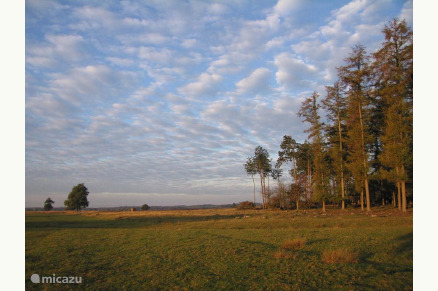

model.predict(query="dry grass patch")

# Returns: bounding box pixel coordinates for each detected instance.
[274,250,297,259]
[321,248,359,264]
[282,238,306,250]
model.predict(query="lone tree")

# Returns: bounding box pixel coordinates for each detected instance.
[44,197,54,211]
[244,157,257,203]
[64,183,89,211]
[141,204,150,211]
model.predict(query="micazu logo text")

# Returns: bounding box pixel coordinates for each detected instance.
[30,273,82,284]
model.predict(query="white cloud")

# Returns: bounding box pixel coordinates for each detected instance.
[138,47,174,64]
[274,52,318,91]
[400,0,413,26]
[48,65,138,105]
[273,0,304,17]
[178,73,223,99]
[236,68,272,95]
[26,34,85,67]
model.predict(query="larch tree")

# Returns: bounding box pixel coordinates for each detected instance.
[322,81,348,209]
[298,91,329,212]
[373,19,413,212]
[338,44,372,211]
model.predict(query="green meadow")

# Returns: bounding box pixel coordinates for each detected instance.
[26,207,412,290]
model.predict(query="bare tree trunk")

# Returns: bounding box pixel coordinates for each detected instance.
[360,189,364,211]
[308,160,312,201]
[358,103,371,212]
[392,191,396,207]
[401,181,407,212]
[397,181,401,210]
[293,159,299,210]
[259,173,265,209]
[252,174,256,204]
[401,165,407,212]
[267,175,270,206]
[337,109,345,210]
[322,200,326,212]
[365,179,371,211]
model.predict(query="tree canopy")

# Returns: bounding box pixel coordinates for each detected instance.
[64,183,89,211]
[44,197,54,211]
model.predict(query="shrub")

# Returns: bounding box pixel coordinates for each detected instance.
[282,238,306,250]
[141,204,150,211]
[321,248,359,264]
[237,201,256,210]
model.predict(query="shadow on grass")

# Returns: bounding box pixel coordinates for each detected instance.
[395,232,413,255]
[26,214,243,230]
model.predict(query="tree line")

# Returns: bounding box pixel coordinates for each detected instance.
[245,19,412,212]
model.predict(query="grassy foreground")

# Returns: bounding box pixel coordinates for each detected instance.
[26,207,412,290]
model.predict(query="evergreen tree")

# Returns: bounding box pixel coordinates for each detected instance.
[373,19,413,212]
[322,81,348,209]
[338,44,373,211]
[299,91,329,211]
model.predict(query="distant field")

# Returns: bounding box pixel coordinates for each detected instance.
[26,207,412,290]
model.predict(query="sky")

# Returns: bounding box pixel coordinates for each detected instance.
[25,0,413,207]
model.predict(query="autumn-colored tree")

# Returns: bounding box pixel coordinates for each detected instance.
[338,44,372,211]
[299,91,330,211]
[373,19,413,212]
[322,81,348,209]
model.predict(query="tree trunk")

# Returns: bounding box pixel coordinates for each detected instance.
[401,180,407,212]
[252,174,256,204]
[293,159,299,210]
[337,109,345,210]
[392,191,396,207]
[308,160,312,201]
[401,165,407,212]
[267,176,270,206]
[358,102,371,212]
[365,178,371,211]
[397,181,402,210]
[360,189,364,211]
[259,173,265,209]
[322,200,326,212]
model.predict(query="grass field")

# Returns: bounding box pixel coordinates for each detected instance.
[26,207,412,290]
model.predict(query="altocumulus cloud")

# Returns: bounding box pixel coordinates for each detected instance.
[25,0,412,207]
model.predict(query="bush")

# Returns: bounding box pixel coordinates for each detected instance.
[321,248,359,264]
[236,201,256,210]
[141,204,150,211]
[282,238,306,250]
